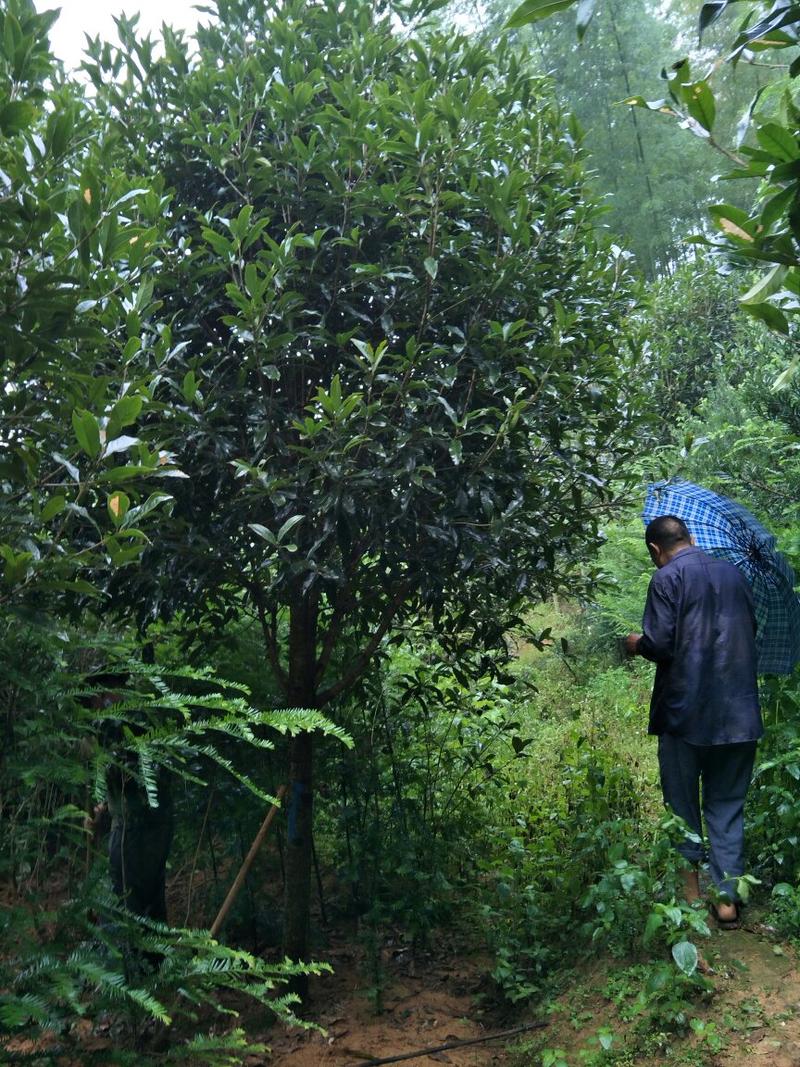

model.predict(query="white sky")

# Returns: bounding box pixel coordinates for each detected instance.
[35,0,205,72]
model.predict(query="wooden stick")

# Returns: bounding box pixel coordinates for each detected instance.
[209,784,287,939]
[345,1021,548,1066]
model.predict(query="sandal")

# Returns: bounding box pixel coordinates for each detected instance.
[710,901,740,930]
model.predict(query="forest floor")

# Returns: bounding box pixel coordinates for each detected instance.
[263,931,514,1066]
[519,908,800,1067]
[5,893,800,1066]
[257,910,800,1067]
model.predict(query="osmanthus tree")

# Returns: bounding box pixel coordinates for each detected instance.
[84,0,641,971]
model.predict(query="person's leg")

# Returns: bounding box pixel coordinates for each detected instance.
[658,734,705,893]
[701,741,757,903]
[145,807,173,923]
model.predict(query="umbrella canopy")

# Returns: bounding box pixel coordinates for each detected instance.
[643,479,800,676]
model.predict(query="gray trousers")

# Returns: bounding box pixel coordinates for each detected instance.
[658,734,757,901]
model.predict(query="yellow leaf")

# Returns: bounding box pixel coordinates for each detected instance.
[719,217,754,242]
[109,494,122,517]
[83,187,92,205]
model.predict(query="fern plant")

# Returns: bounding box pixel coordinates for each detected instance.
[0,644,350,1062]
[1,890,329,1063]
[72,661,351,810]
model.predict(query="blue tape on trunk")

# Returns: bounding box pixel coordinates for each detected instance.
[287,780,308,845]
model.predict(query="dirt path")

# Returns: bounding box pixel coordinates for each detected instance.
[263,938,517,1067]
[506,910,800,1067]
[260,914,800,1067]
[709,916,800,1066]
[9,902,799,1065]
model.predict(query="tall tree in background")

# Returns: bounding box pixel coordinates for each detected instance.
[83,0,641,975]
[500,0,800,369]
[478,0,763,275]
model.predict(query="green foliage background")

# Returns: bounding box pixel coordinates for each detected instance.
[3,0,800,1064]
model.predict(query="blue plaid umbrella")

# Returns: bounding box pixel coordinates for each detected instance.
[643,479,800,676]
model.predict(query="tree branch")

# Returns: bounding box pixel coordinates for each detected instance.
[317,586,409,706]
[316,589,351,683]
[249,582,289,693]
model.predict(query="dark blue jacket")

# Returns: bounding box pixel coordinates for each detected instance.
[637,546,762,745]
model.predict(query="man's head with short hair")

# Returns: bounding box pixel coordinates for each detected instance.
[645,515,692,568]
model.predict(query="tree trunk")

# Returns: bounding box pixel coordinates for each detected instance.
[282,592,318,998]
[283,731,314,972]
[608,0,669,275]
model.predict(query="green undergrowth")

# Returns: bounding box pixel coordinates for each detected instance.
[489,577,800,1065]
[473,641,701,1007]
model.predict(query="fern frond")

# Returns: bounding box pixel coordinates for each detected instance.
[0,993,52,1028]
[257,707,354,747]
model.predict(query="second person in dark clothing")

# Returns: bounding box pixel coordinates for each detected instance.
[87,681,174,924]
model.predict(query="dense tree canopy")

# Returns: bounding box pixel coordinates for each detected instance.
[75,0,642,965]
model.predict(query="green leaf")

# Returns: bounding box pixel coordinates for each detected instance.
[643,911,664,946]
[685,80,716,133]
[756,123,799,163]
[672,940,698,977]
[103,435,140,458]
[740,265,787,305]
[41,495,66,523]
[423,256,438,280]
[97,465,155,484]
[182,369,198,404]
[505,0,577,30]
[665,58,691,105]
[744,301,790,334]
[107,395,143,440]
[708,204,755,243]
[107,492,130,525]
[231,203,254,242]
[760,185,794,230]
[699,1,730,37]
[277,515,304,542]
[0,100,34,135]
[121,492,173,529]
[772,359,798,391]
[598,1029,614,1052]
[72,409,102,460]
[201,227,235,257]
[772,883,795,898]
[249,523,276,545]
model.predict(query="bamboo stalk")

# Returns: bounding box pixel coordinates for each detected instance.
[209,784,287,939]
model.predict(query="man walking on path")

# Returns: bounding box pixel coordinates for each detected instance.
[625,515,763,927]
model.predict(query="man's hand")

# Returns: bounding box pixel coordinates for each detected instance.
[624,633,642,656]
[85,802,109,839]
